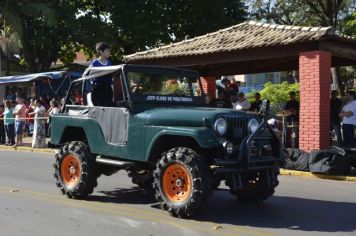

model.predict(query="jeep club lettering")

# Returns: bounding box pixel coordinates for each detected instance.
[146,96,193,103]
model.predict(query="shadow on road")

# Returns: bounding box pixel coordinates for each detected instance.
[86,187,355,233]
[87,187,156,205]
[195,191,356,233]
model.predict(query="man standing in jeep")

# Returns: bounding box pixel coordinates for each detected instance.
[89,42,113,106]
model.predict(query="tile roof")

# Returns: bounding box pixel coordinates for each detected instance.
[124,21,355,62]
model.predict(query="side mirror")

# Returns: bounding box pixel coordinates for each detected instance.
[259,99,270,118]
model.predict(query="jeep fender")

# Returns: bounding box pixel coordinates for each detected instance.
[52,116,107,151]
[145,128,220,162]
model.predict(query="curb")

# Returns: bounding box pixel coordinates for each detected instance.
[0,146,54,154]
[280,168,356,182]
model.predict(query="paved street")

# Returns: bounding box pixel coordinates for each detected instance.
[0,150,355,236]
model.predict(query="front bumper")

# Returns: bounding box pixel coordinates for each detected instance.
[212,120,283,190]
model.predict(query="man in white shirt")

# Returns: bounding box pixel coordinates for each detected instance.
[233,92,251,111]
[339,90,356,147]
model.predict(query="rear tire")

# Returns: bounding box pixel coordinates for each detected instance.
[153,147,212,218]
[127,170,154,191]
[53,141,98,199]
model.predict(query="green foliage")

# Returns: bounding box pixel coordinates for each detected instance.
[1,0,247,72]
[342,11,356,36]
[247,82,300,106]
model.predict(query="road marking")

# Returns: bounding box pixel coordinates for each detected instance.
[0,186,274,236]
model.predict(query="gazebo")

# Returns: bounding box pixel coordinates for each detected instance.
[124,21,356,151]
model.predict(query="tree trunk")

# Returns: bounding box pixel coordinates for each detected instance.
[336,67,344,97]
[5,54,10,76]
[331,67,344,96]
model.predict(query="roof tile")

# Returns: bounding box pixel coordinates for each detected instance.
[124,21,356,62]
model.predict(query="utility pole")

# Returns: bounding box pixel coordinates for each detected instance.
[3,0,9,76]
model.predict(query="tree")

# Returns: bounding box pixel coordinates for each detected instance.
[82,0,247,54]
[1,0,248,72]
[248,0,356,95]
[0,0,116,72]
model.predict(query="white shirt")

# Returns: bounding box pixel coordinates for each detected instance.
[49,107,60,116]
[342,100,356,125]
[233,99,251,110]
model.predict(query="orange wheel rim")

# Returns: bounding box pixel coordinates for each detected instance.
[61,154,81,187]
[162,164,192,203]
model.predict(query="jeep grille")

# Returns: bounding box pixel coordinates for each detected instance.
[225,116,248,145]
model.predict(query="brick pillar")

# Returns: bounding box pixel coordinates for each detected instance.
[200,76,216,99]
[299,51,331,151]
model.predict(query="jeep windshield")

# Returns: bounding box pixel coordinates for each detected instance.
[124,65,205,106]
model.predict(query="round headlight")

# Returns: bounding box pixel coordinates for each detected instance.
[248,118,259,133]
[214,118,227,136]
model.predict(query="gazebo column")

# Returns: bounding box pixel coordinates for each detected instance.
[299,51,331,151]
[200,76,216,99]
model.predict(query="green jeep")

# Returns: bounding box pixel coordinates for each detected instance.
[51,64,282,218]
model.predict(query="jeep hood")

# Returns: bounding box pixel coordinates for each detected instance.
[144,107,251,127]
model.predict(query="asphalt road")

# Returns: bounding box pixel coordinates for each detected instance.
[0,150,355,236]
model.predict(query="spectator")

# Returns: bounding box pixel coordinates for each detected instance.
[39,96,49,110]
[233,92,251,111]
[285,91,300,148]
[330,90,342,146]
[74,88,83,103]
[3,100,15,146]
[28,99,47,148]
[229,79,239,94]
[47,100,60,137]
[59,97,65,111]
[250,92,262,113]
[12,96,27,147]
[211,90,233,108]
[220,77,234,99]
[0,104,5,144]
[26,98,36,136]
[339,90,356,147]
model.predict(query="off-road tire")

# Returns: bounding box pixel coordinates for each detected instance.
[53,141,98,199]
[228,171,278,203]
[153,147,212,218]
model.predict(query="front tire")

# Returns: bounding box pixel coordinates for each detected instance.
[228,171,278,203]
[53,141,98,199]
[153,147,212,218]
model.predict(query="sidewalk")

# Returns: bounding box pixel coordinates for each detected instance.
[0,136,53,153]
[0,138,355,182]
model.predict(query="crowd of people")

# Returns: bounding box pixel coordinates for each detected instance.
[0,42,111,149]
[0,94,62,148]
[207,77,356,149]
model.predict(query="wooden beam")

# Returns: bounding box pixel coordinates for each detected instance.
[191,57,298,76]
[319,40,356,63]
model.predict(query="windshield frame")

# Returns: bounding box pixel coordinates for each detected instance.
[122,64,205,106]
